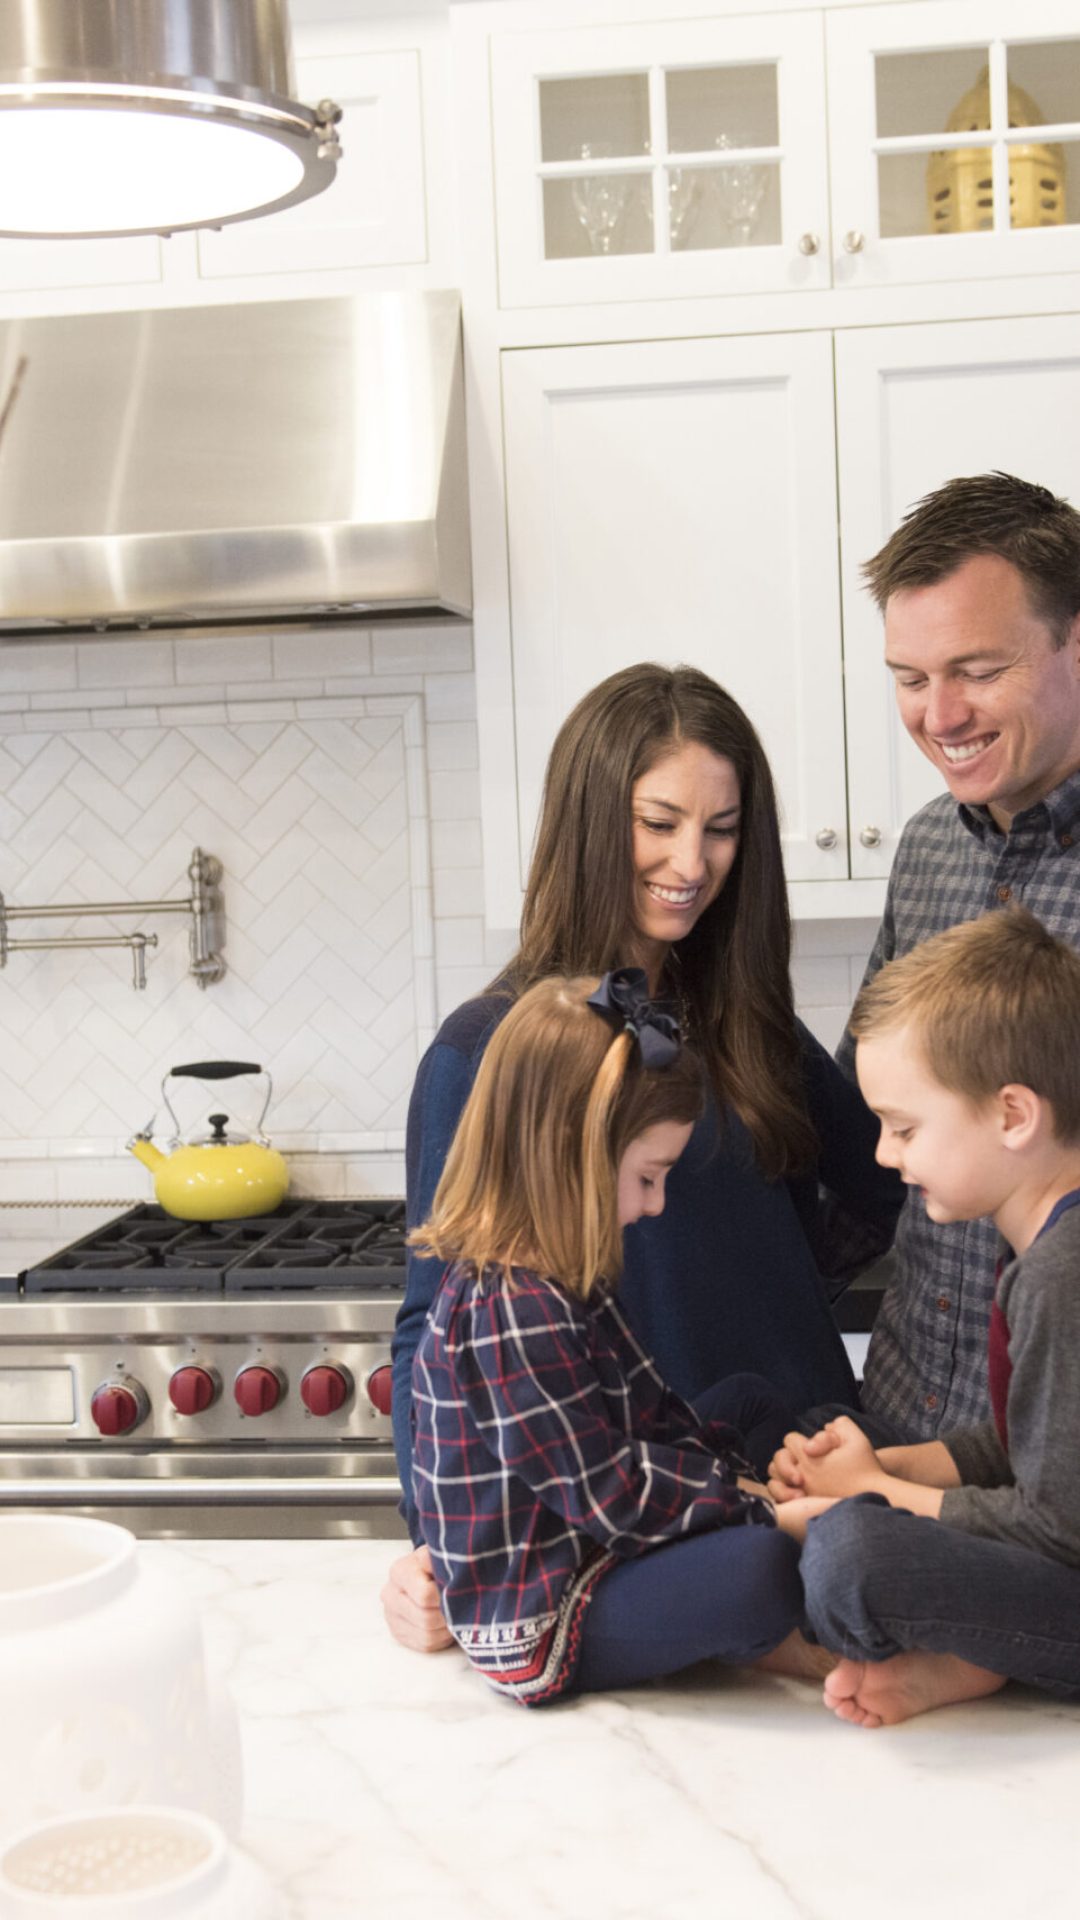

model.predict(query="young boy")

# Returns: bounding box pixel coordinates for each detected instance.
[769,907,1080,1727]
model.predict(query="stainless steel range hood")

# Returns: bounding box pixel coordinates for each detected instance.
[0,290,471,633]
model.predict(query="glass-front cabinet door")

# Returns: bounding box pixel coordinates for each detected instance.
[827,0,1080,286]
[490,14,829,307]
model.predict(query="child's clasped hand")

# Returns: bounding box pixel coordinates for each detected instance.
[768,1416,884,1504]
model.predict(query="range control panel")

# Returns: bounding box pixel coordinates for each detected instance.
[0,1336,394,1445]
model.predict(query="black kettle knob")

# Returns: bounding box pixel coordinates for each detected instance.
[208,1113,229,1142]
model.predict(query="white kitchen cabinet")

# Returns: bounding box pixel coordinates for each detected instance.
[484,306,1080,921]
[836,311,1080,878]
[483,0,1080,310]
[826,0,1080,291]
[500,330,848,886]
[490,12,831,308]
[196,49,428,282]
[0,236,163,298]
[460,0,1080,929]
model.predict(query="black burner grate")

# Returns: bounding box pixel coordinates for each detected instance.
[22,1200,407,1295]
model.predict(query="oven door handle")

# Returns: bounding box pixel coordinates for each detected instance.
[0,1475,403,1506]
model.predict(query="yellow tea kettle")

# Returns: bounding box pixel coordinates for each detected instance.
[127,1060,289,1221]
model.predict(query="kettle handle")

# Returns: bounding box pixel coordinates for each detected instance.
[169,1061,262,1080]
[161,1063,273,1143]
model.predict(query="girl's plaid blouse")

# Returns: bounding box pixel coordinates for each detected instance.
[411,1261,774,1705]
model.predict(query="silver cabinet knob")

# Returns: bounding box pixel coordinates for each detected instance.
[859,826,882,849]
[815,828,838,851]
[797,232,820,255]
[842,229,865,254]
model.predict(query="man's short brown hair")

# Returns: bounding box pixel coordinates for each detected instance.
[849,908,1080,1144]
[863,472,1080,645]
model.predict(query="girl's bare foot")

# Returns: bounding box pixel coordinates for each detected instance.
[823,1652,1006,1728]
[754,1630,836,1683]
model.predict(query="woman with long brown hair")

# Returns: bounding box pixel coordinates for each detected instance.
[385,663,901,1649]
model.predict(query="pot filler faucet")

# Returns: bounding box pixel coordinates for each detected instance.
[0,847,225,989]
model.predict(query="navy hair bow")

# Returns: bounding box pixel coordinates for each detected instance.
[586,967,681,1069]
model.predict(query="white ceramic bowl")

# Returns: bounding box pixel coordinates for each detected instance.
[0,1808,284,1920]
[0,1518,241,1841]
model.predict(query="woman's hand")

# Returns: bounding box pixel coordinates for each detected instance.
[380,1545,455,1653]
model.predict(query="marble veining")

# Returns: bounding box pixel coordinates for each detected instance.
[144,1540,1080,1920]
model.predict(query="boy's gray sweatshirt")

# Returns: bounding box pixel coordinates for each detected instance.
[941,1199,1080,1568]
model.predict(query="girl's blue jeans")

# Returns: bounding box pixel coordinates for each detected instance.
[572,1374,805,1694]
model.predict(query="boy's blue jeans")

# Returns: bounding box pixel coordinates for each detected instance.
[802,1494,1080,1700]
[574,1374,1080,1701]
[720,1373,1080,1701]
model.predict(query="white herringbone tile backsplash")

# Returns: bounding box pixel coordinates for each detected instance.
[0,709,427,1149]
[0,623,485,1196]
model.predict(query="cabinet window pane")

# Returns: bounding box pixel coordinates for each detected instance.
[665,64,778,154]
[882,140,1078,236]
[875,48,989,140]
[1008,138,1077,229]
[539,74,650,162]
[542,172,654,258]
[1007,42,1080,130]
[881,148,992,238]
[667,162,780,249]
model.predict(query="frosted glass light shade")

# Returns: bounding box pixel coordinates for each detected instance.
[0,108,307,234]
[0,0,341,238]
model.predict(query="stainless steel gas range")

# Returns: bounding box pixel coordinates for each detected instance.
[0,1201,408,1540]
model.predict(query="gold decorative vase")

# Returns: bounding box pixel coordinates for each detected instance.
[927,66,1065,233]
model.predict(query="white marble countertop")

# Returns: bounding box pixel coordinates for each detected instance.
[146,1538,1080,1920]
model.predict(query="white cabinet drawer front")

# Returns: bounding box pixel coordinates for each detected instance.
[502,331,846,886]
[0,236,162,296]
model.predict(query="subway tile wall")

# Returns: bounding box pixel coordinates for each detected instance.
[0,623,875,1203]
[792,919,879,1056]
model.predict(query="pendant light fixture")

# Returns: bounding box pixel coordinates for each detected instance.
[0,0,342,239]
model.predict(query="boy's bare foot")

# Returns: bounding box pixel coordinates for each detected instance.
[823,1652,1006,1728]
[754,1630,836,1683]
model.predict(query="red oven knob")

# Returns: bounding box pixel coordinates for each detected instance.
[90,1381,147,1435]
[233,1366,283,1417]
[366,1365,393,1417]
[168,1366,218,1416]
[300,1365,352,1417]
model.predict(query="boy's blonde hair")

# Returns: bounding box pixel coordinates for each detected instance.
[849,908,1080,1142]
[410,976,704,1298]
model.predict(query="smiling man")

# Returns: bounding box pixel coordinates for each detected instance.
[836,472,1080,1443]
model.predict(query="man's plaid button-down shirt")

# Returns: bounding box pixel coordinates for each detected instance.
[837,767,1080,1441]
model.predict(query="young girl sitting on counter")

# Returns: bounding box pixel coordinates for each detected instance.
[409,969,831,1704]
